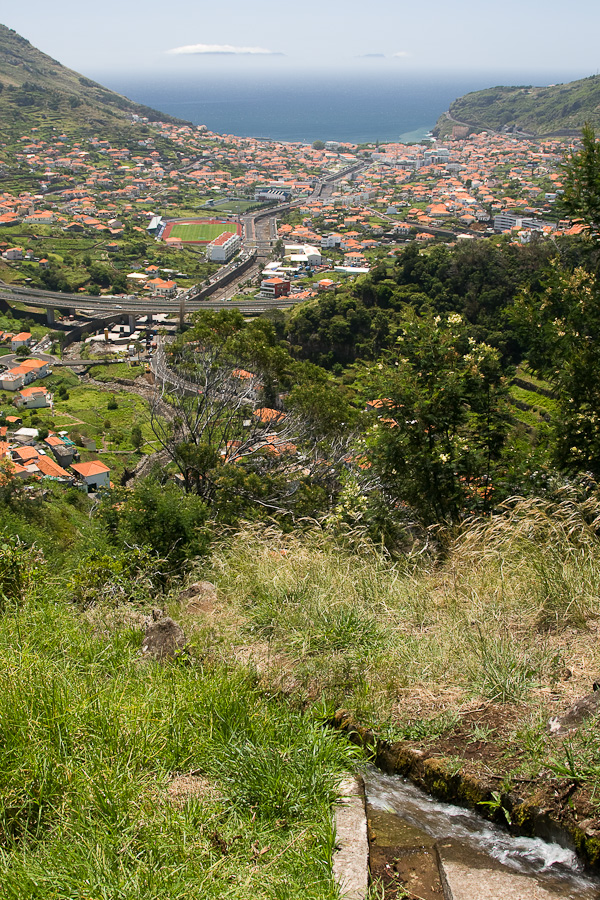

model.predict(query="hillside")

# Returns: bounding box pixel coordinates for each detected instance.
[433,73,600,138]
[0,23,188,146]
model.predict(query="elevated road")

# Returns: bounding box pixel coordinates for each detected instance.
[0,284,306,316]
[0,160,370,323]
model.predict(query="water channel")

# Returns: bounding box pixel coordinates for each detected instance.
[363,765,600,898]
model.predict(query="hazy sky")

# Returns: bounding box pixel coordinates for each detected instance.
[2,1,599,80]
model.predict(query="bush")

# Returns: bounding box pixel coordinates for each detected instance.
[68,546,161,608]
[100,478,211,575]
[0,533,41,609]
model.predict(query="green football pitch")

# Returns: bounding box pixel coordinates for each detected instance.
[168,222,231,242]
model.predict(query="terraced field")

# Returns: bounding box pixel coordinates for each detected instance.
[509,364,557,431]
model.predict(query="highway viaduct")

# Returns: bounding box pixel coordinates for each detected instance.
[0,159,370,332]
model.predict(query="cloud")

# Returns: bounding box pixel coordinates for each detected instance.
[358,53,386,58]
[392,51,411,58]
[167,43,282,56]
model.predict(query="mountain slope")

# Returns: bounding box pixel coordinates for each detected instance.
[434,74,600,138]
[0,23,188,144]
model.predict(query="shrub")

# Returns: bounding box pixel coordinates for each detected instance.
[0,533,41,609]
[100,478,211,576]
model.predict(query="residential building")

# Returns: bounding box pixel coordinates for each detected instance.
[206,231,241,263]
[10,332,32,350]
[259,277,290,299]
[146,277,177,297]
[71,460,111,491]
[15,386,51,409]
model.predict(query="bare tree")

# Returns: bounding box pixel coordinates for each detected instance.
[148,312,356,517]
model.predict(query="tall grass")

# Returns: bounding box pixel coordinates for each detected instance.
[200,494,600,730]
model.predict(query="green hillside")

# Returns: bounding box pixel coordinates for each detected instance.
[434,73,600,138]
[0,23,187,146]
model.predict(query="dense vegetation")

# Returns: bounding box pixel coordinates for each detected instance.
[287,238,555,367]
[434,73,600,137]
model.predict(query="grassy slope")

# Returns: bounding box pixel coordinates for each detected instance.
[434,73,600,137]
[0,23,187,155]
[191,511,600,829]
[0,497,354,898]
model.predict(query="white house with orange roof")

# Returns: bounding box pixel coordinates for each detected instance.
[146,277,177,298]
[10,332,32,350]
[0,358,50,391]
[2,247,24,260]
[70,460,111,491]
[15,386,51,409]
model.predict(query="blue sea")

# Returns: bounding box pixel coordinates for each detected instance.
[96,69,587,145]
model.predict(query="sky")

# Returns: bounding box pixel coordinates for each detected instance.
[2,0,600,82]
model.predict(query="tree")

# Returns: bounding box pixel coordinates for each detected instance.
[561,123,600,237]
[514,264,600,475]
[312,140,325,150]
[149,310,353,518]
[131,424,143,451]
[364,311,509,523]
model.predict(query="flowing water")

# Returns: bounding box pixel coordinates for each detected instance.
[363,765,600,898]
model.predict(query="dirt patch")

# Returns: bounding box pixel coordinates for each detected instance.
[166,774,222,806]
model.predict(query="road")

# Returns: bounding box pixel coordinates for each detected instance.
[0,160,370,321]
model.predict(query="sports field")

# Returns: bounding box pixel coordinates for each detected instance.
[162,218,242,244]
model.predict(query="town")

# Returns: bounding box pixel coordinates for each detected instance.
[0,116,585,493]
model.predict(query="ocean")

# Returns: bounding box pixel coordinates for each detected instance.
[97,69,586,145]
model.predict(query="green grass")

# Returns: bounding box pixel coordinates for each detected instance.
[509,385,558,417]
[0,486,359,897]
[32,385,158,476]
[208,200,257,213]
[168,222,234,243]
[91,362,146,382]
[0,588,353,897]
[509,406,543,429]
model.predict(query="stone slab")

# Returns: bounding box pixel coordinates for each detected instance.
[333,776,369,900]
[437,838,590,900]
[367,803,443,899]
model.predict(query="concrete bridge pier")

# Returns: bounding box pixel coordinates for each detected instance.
[69,308,77,317]
[179,297,186,329]
[46,306,55,325]
[128,314,135,332]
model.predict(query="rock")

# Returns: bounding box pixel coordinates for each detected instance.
[141,617,187,660]
[178,581,218,615]
[367,804,442,900]
[179,580,217,602]
[548,691,600,736]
